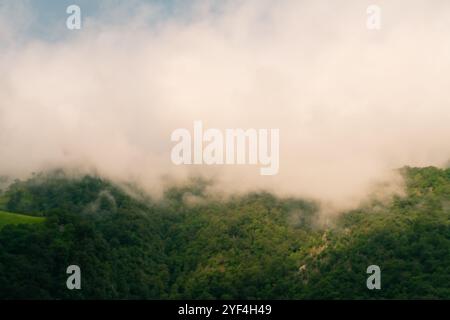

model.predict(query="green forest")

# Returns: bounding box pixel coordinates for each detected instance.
[0,166,448,299]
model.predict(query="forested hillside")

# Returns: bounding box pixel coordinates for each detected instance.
[0,167,448,299]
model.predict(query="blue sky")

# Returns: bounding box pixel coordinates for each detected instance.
[3,0,182,41]
[28,0,178,19]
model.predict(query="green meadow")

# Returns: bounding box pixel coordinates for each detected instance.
[0,210,45,230]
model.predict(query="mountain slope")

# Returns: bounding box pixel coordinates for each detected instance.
[0,166,448,299]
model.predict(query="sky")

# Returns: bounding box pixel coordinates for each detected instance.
[0,0,180,42]
[1,0,450,212]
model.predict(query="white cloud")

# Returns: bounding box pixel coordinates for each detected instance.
[0,0,449,210]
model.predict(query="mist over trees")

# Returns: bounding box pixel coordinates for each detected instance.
[0,166,448,299]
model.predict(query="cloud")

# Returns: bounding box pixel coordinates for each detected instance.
[0,0,449,210]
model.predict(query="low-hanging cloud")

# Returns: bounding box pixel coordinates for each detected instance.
[1,0,449,211]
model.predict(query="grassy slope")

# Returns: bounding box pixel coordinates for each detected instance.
[0,210,45,230]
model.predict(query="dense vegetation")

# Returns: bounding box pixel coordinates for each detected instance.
[0,167,448,299]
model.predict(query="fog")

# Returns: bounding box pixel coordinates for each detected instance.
[1,0,449,211]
